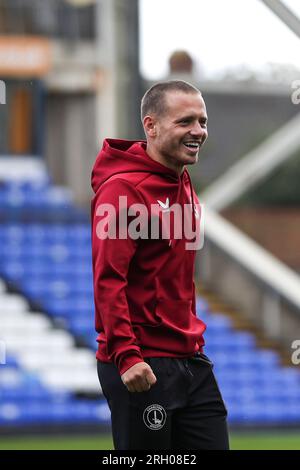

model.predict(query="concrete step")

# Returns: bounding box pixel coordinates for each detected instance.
[197,283,294,368]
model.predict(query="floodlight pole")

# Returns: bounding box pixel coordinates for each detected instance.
[260,0,300,39]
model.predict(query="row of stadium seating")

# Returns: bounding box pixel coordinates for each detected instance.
[0,182,87,222]
[0,223,91,241]
[0,282,100,397]
[0,399,110,425]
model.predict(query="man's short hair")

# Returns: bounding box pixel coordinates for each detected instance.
[141,80,201,121]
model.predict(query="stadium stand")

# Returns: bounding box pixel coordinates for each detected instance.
[1,179,300,430]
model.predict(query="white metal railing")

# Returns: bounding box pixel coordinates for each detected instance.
[203,207,300,311]
[198,1,300,333]
[260,0,300,39]
[201,112,300,211]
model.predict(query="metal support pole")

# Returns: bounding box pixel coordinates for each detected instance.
[260,0,300,39]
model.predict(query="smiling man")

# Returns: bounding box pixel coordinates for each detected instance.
[142,83,208,173]
[91,80,229,450]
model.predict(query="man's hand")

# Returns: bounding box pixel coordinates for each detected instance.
[121,362,157,393]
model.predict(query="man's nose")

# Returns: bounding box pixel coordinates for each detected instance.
[190,121,207,138]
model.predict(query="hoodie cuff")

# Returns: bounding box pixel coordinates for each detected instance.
[118,351,144,376]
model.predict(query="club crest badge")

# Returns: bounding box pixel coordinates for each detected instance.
[143,404,167,431]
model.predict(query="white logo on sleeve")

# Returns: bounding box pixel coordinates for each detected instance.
[143,404,167,430]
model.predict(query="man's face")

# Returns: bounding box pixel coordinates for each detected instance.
[153,91,208,170]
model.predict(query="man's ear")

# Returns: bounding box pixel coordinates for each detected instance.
[143,116,157,137]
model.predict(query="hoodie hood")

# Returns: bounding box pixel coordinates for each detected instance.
[92,139,181,194]
[91,138,198,234]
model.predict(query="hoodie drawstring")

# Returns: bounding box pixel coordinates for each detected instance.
[186,170,196,233]
[168,171,196,249]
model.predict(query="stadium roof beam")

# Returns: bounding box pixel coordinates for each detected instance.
[260,0,300,39]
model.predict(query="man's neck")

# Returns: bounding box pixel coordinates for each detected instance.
[146,145,184,176]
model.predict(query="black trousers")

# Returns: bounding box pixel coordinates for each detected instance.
[97,353,229,450]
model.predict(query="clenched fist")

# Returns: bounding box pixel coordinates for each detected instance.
[121,362,157,393]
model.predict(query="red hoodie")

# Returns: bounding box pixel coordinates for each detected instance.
[91,139,206,375]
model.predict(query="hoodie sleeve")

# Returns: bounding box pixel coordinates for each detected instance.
[92,178,146,375]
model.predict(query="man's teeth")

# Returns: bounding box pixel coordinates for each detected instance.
[184,142,199,148]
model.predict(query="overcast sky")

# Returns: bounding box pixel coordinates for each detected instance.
[139,0,300,80]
